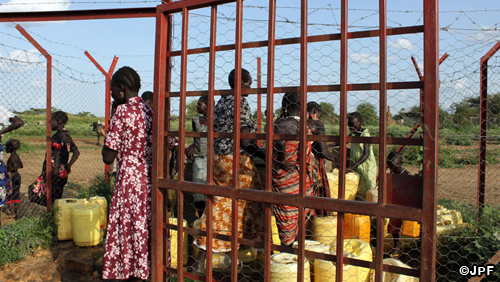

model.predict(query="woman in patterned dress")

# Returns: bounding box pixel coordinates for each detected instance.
[192,68,265,273]
[102,66,153,281]
[273,92,316,246]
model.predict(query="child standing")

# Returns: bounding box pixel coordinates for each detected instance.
[185,95,208,217]
[347,112,377,200]
[33,111,80,204]
[6,139,22,219]
[386,151,410,257]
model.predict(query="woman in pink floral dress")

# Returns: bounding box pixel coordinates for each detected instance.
[102,66,152,281]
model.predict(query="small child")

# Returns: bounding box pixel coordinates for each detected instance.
[141,91,153,109]
[347,112,378,200]
[142,91,179,179]
[185,96,208,217]
[387,151,410,257]
[6,139,22,219]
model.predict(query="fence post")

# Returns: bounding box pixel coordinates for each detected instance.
[84,51,119,178]
[15,24,53,211]
[478,41,500,221]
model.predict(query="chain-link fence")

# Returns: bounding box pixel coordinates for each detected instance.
[0,42,106,224]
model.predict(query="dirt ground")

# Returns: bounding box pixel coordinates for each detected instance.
[1,137,103,226]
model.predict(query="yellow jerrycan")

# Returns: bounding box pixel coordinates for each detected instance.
[72,201,102,247]
[323,239,373,282]
[327,169,360,201]
[344,213,371,243]
[89,196,108,234]
[168,217,188,268]
[293,240,329,282]
[54,198,83,241]
[312,215,338,246]
[270,253,311,282]
[369,258,419,282]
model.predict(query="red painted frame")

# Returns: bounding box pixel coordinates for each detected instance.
[0,1,440,281]
[153,1,439,282]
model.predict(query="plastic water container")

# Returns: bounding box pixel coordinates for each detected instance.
[271,215,282,249]
[54,198,83,241]
[72,202,102,247]
[369,258,419,282]
[327,239,373,282]
[401,221,421,237]
[344,213,371,243]
[270,253,311,282]
[315,250,358,282]
[327,169,360,201]
[436,206,464,235]
[89,196,108,233]
[312,215,338,246]
[293,240,329,281]
[169,218,188,268]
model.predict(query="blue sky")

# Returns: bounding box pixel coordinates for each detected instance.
[0,0,499,117]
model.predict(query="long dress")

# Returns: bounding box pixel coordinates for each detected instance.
[272,120,315,246]
[195,95,264,252]
[102,97,153,280]
[349,128,378,200]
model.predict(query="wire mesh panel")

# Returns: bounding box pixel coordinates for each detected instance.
[153,1,438,282]
[0,43,106,224]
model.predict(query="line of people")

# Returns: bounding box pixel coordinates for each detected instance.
[99,66,411,281]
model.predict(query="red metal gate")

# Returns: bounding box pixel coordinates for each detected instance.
[152,1,439,281]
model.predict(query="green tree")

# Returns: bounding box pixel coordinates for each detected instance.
[186,99,199,120]
[356,102,378,125]
[319,102,337,125]
[253,110,266,125]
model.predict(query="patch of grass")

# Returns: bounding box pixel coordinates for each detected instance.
[436,200,500,282]
[0,211,57,267]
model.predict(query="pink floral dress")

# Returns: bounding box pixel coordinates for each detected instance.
[102,97,153,280]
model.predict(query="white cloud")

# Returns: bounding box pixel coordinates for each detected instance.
[349,52,379,64]
[0,0,70,12]
[389,38,414,50]
[0,48,43,72]
[463,29,500,43]
[9,48,40,63]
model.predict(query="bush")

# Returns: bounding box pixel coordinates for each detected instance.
[445,136,473,146]
[77,174,115,210]
[0,211,57,267]
[436,200,500,281]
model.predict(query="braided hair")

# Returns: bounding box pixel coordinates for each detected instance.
[111,66,141,91]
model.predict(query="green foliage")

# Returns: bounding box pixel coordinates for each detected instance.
[186,99,199,121]
[319,102,338,125]
[0,211,57,267]
[4,113,105,138]
[76,111,96,117]
[445,136,473,146]
[355,102,378,126]
[77,174,115,209]
[436,200,500,282]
